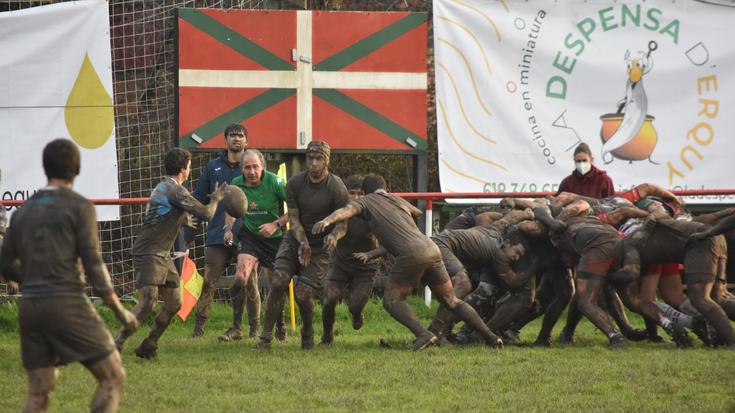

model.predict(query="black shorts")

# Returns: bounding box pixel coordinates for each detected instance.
[238,231,282,269]
[20,296,115,370]
[326,260,377,284]
[274,233,330,291]
[133,255,179,289]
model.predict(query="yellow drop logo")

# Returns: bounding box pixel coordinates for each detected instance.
[64,53,114,149]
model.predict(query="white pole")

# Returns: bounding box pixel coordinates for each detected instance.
[424,199,433,307]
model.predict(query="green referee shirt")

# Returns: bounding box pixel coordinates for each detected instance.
[231,170,287,238]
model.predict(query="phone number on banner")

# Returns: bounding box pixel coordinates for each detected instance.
[482,182,559,194]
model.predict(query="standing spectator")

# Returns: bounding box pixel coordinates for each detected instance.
[190,123,260,339]
[556,142,614,198]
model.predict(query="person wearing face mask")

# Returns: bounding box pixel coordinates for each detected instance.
[557,143,615,199]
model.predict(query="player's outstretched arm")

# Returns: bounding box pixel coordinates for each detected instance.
[173,182,226,222]
[691,213,735,240]
[312,203,360,235]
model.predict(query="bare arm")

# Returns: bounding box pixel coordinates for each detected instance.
[312,203,361,235]
[172,183,225,222]
[353,246,388,263]
[323,220,348,253]
[635,183,682,204]
[100,289,139,335]
[691,213,735,239]
[606,206,649,227]
[289,208,308,245]
[693,207,735,226]
[496,269,529,289]
[76,202,114,295]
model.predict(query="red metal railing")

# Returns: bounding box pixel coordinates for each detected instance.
[2,189,735,207]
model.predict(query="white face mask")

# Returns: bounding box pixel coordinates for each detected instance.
[575,161,591,175]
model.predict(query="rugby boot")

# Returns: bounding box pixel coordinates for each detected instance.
[413,332,438,351]
[608,332,628,349]
[558,328,575,344]
[218,327,244,342]
[665,323,693,348]
[320,331,334,346]
[253,337,272,350]
[502,329,521,345]
[691,315,712,346]
[248,319,260,339]
[622,328,649,342]
[352,312,364,330]
[533,336,552,348]
[191,316,206,338]
[134,340,158,359]
[301,334,315,350]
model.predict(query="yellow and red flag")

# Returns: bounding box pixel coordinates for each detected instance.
[177,255,204,321]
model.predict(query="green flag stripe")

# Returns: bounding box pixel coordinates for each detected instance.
[179,9,295,71]
[314,88,426,150]
[314,13,426,72]
[179,88,296,148]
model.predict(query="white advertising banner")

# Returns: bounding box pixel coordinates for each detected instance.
[0,0,120,219]
[433,0,735,203]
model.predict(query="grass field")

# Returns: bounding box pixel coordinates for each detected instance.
[0,297,734,413]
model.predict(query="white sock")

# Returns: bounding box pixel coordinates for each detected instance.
[679,298,701,317]
[656,302,693,328]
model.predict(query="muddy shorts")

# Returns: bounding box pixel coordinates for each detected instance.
[238,231,282,269]
[326,259,377,284]
[274,234,330,292]
[20,296,114,370]
[683,235,727,284]
[389,254,450,288]
[576,241,621,279]
[134,254,179,289]
[433,238,465,277]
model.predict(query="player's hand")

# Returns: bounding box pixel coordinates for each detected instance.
[210,182,226,202]
[183,213,198,229]
[690,231,710,240]
[323,234,338,253]
[119,309,139,336]
[499,198,515,209]
[353,252,371,263]
[298,242,311,266]
[312,220,330,234]
[224,229,234,246]
[259,222,279,237]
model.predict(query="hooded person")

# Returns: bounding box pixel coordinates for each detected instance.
[556,142,615,199]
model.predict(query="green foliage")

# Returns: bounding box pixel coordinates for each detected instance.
[0,298,733,412]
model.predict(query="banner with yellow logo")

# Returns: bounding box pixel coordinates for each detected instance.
[434,0,735,203]
[0,0,119,219]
